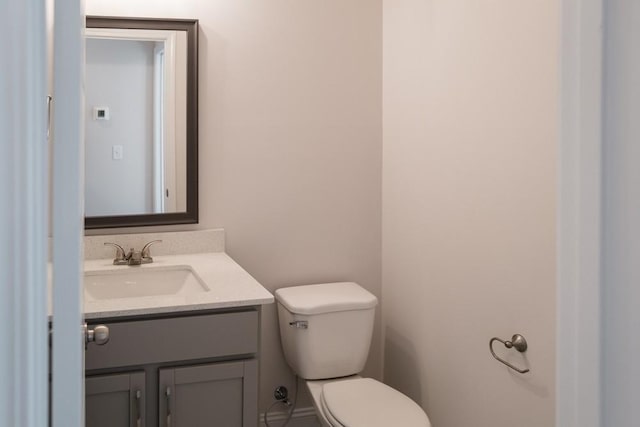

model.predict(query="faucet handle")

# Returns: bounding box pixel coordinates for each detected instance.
[141,240,162,263]
[104,243,127,265]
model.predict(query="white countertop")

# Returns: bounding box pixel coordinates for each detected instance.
[82,252,274,320]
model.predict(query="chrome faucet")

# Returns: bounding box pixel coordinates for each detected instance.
[125,247,143,265]
[104,240,162,266]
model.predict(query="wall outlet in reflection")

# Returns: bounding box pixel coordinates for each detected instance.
[112,145,123,160]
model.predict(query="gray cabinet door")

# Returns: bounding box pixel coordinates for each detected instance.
[86,371,146,427]
[159,360,258,427]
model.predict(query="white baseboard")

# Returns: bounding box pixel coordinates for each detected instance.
[260,406,320,427]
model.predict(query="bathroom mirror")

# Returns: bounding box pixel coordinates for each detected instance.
[84,16,198,229]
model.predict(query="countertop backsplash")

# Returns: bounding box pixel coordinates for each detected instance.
[84,229,225,260]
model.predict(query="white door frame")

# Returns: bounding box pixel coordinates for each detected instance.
[557,0,603,426]
[0,2,49,426]
[51,0,85,426]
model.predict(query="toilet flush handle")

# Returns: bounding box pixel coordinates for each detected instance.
[289,320,308,329]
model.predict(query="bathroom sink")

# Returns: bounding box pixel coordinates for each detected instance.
[84,266,209,300]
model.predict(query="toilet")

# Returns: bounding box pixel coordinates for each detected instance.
[276,282,431,427]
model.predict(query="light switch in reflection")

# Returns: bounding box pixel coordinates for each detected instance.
[112,145,123,160]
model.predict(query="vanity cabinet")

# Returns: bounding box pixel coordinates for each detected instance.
[85,308,260,427]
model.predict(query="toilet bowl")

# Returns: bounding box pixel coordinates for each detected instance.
[307,376,430,427]
[275,282,431,427]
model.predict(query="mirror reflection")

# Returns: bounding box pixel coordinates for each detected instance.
[84,17,198,229]
[85,28,186,216]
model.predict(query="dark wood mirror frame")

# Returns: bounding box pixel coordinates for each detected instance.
[84,16,198,229]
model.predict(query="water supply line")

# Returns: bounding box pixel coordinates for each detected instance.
[264,375,299,427]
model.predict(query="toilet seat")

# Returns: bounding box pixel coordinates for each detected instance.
[320,394,346,427]
[319,378,431,427]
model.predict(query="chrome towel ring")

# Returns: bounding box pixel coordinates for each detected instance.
[489,334,530,374]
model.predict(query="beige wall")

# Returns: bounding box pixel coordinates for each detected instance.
[382,1,557,426]
[85,0,383,414]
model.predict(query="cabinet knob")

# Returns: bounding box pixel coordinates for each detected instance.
[84,323,110,347]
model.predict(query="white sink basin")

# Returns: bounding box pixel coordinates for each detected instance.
[84,265,209,300]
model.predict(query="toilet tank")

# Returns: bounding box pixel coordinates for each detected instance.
[275,282,378,380]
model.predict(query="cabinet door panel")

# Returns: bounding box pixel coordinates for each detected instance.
[159,360,257,427]
[86,371,145,427]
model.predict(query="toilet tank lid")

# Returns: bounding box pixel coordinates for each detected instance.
[275,282,378,315]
